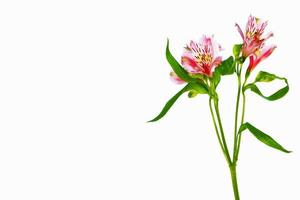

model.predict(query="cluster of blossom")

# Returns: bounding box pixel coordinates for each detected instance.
[170,15,276,84]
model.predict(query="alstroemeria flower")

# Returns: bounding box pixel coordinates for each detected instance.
[170,71,185,84]
[247,45,277,72]
[236,15,274,58]
[181,35,222,77]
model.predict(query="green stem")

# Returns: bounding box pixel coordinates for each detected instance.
[209,98,226,157]
[230,63,243,200]
[233,73,242,161]
[213,98,232,164]
[235,88,246,159]
[241,95,246,127]
[230,164,240,200]
[209,75,241,199]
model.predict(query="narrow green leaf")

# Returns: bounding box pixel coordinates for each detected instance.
[244,71,289,101]
[166,40,195,82]
[245,84,289,101]
[148,84,190,122]
[148,82,208,122]
[216,56,235,75]
[233,44,243,58]
[239,122,291,153]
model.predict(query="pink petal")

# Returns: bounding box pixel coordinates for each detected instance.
[212,56,222,67]
[256,45,277,63]
[200,35,212,46]
[246,15,255,32]
[247,45,277,71]
[170,71,185,84]
[210,35,223,56]
[258,20,268,34]
[263,32,274,40]
[181,52,200,74]
[235,23,245,40]
[247,55,256,72]
[189,40,199,52]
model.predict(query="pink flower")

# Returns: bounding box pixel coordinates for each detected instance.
[181,35,222,77]
[236,15,274,58]
[247,45,277,72]
[170,71,185,84]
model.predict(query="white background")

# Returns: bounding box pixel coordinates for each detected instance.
[0,0,299,199]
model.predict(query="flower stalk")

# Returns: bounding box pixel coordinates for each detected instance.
[233,63,242,162]
[230,164,240,200]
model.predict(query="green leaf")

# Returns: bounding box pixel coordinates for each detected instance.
[189,73,205,80]
[148,84,190,122]
[212,56,234,88]
[212,70,221,87]
[233,44,243,58]
[188,90,198,98]
[148,82,208,122]
[216,56,235,75]
[244,71,289,101]
[239,122,291,153]
[189,82,208,94]
[166,39,195,82]
[188,82,209,97]
[255,71,278,82]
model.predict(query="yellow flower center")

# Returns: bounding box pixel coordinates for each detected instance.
[255,17,261,23]
[255,49,261,56]
[196,54,212,64]
[246,31,254,38]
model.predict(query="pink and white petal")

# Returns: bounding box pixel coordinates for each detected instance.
[263,32,274,40]
[247,45,276,72]
[258,20,268,33]
[256,45,277,63]
[212,56,222,67]
[211,37,223,56]
[235,23,245,40]
[200,35,212,46]
[246,15,255,31]
[247,55,257,72]
[181,53,200,73]
[189,40,199,52]
[170,71,185,84]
